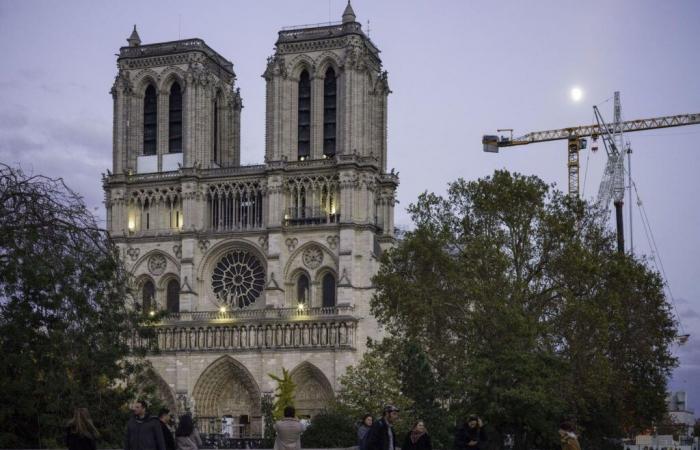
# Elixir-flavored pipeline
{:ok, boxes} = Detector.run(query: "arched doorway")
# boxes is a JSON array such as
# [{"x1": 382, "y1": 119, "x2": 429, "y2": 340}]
[
  {"x1": 137, "y1": 367, "x2": 177, "y2": 414},
  {"x1": 289, "y1": 362, "x2": 334, "y2": 418},
  {"x1": 192, "y1": 356, "x2": 261, "y2": 436}
]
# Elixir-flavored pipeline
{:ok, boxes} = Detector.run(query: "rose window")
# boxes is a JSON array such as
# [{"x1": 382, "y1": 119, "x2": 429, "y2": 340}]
[{"x1": 211, "y1": 250, "x2": 265, "y2": 308}]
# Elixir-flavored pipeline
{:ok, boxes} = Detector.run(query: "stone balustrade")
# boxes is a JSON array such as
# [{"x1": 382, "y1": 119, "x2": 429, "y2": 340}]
[
  {"x1": 162, "y1": 305, "x2": 354, "y2": 323},
  {"x1": 133, "y1": 306, "x2": 357, "y2": 353}
]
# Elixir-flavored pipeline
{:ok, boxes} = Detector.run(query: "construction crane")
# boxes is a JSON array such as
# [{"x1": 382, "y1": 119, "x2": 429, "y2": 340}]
[
  {"x1": 592, "y1": 92, "x2": 628, "y2": 253},
  {"x1": 483, "y1": 96, "x2": 700, "y2": 252}
]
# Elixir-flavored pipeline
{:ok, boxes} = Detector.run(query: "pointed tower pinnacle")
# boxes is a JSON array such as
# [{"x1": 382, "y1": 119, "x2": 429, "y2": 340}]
[
  {"x1": 342, "y1": 1, "x2": 356, "y2": 24},
  {"x1": 127, "y1": 25, "x2": 141, "y2": 47}
]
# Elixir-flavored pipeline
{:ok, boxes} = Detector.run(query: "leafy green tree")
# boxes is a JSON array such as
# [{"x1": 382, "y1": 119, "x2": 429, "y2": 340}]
[
  {"x1": 399, "y1": 340, "x2": 451, "y2": 448},
  {"x1": 269, "y1": 368, "x2": 296, "y2": 420},
  {"x1": 301, "y1": 409, "x2": 357, "y2": 448},
  {"x1": 371, "y1": 171, "x2": 678, "y2": 450},
  {"x1": 0, "y1": 165, "x2": 155, "y2": 448},
  {"x1": 337, "y1": 345, "x2": 412, "y2": 421}
]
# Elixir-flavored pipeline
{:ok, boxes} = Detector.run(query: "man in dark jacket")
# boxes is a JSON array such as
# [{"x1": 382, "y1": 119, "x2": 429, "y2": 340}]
[
  {"x1": 365, "y1": 405, "x2": 400, "y2": 450},
  {"x1": 124, "y1": 399, "x2": 166, "y2": 450},
  {"x1": 157, "y1": 408, "x2": 175, "y2": 450}
]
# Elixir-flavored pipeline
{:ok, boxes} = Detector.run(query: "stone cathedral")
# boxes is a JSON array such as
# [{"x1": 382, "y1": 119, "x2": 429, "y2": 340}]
[{"x1": 104, "y1": 2, "x2": 397, "y2": 435}]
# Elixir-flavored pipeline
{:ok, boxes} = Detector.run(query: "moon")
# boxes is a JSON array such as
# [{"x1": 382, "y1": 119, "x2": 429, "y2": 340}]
[{"x1": 571, "y1": 87, "x2": 583, "y2": 102}]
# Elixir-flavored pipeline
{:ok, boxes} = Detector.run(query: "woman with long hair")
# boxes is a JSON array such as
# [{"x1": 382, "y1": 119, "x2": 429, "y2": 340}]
[
  {"x1": 402, "y1": 420, "x2": 432, "y2": 450},
  {"x1": 454, "y1": 415, "x2": 486, "y2": 450},
  {"x1": 65, "y1": 408, "x2": 99, "y2": 450},
  {"x1": 175, "y1": 414, "x2": 202, "y2": 450},
  {"x1": 357, "y1": 414, "x2": 373, "y2": 450}
]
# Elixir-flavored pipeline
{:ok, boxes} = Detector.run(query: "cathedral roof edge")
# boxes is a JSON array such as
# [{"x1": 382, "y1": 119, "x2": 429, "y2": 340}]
[{"x1": 118, "y1": 38, "x2": 234, "y2": 75}]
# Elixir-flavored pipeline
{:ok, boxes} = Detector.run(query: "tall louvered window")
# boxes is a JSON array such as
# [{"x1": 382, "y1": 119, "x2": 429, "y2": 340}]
[
  {"x1": 143, "y1": 85, "x2": 157, "y2": 155},
  {"x1": 297, "y1": 273, "x2": 310, "y2": 304},
  {"x1": 168, "y1": 83, "x2": 182, "y2": 153},
  {"x1": 322, "y1": 273, "x2": 336, "y2": 307},
  {"x1": 298, "y1": 70, "x2": 311, "y2": 160},
  {"x1": 166, "y1": 279, "x2": 180, "y2": 313},
  {"x1": 323, "y1": 67, "x2": 337, "y2": 157}
]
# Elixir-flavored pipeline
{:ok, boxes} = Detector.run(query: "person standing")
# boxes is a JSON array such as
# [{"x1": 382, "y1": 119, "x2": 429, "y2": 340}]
[
  {"x1": 365, "y1": 405, "x2": 400, "y2": 450},
  {"x1": 558, "y1": 422, "x2": 581, "y2": 450},
  {"x1": 158, "y1": 409, "x2": 176, "y2": 450},
  {"x1": 66, "y1": 407, "x2": 99, "y2": 450},
  {"x1": 273, "y1": 406, "x2": 305, "y2": 450},
  {"x1": 175, "y1": 414, "x2": 202, "y2": 450},
  {"x1": 402, "y1": 420, "x2": 432, "y2": 450},
  {"x1": 125, "y1": 400, "x2": 166, "y2": 450},
  {"x1": 454, "y1": 415, "x2": 486, "y2": 450},
  {"x1": 357, "y1": 414, "x2": 373, "y2": 450}
]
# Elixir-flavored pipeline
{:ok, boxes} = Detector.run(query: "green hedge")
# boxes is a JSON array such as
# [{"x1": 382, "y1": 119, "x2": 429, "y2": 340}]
[{"x1": 301, "y1": 410, "x2": 357, "y2": 448}]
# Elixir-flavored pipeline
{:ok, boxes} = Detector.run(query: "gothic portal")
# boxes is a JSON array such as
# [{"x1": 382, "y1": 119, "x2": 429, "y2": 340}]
[{"x1": 105, "y1": 2, "x2": 397, "y2": 434}]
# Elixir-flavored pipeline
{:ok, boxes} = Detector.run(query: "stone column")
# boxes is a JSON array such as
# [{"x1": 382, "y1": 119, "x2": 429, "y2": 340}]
[
  {"x1": 179, "y1": 237, "x2": 196, "y2": 311},
  {"x1": 281, "y1": 78, "x2": 293, "y2": 161},
  {"x1": 128, "y1": 94, "x2": 143, "y2": 172},
  {"x1": 112, "y1": 86, "x2": 125, "y2": 174},
  {"x1": 231, "y1": 89, "x2": 242, "y2": 166},
  {"x1": 158, "y1": 88, "x2": 169, "y2": 168},
  {"x1": 311, "y1": 74, "x2": 323, "y2": 160},
  {"x1": 339, "y1": 170, "x2": 355, "y2": 224},
  {"x1": 183, "y1": 79, "x2": 195, "y2": 167}
]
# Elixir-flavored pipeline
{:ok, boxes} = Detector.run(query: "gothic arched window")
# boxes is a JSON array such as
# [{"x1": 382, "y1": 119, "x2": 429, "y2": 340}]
[
  {"x1": 142, "y1": 279, "x2": 155, "y2": 312},
  {"x1": 322, "y1": 273, "x2": 336, "y2": 307},
  {"x1": 297, "y1": 273, "x2": 310, "y2": 304},
  {"x1": 143, "y1": 85, "x2": 157, "y2": 155},
  {"x1": 168, "y1": 83, "x2": 182, "y2": 153},
  {"x1": 166, "y1": 279, "x2": 180, "y2": 313},
  {"x1": 298, "y1": 70, "x2": 311, "y2": 160},
  {"x1": 323, "y1": 67, "x2": 337, "y2": 157}
]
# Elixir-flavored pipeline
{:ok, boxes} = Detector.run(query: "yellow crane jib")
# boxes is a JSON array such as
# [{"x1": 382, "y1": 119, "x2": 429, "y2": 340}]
[{"x1": 482, "y1": 112, "x2": 700, "y2": 196}]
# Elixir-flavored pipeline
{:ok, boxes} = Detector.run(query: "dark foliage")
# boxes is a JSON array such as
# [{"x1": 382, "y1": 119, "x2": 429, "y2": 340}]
[
  {"x1": 301, "y1": 410, "x2": 357, "y2": 448},
  {"x1": 0, "y1": 165, "x2": 159, "y2": 448}
]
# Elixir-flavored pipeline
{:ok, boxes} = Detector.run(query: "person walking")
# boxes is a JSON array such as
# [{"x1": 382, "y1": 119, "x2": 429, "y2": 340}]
[
  {"x1": 558, "y1": 422, "x2": 581, "y2": 450},
  {"x1": 365, "y1": 405, "x2": 400, "y2": 450},
  {"x1": 66, "y1": 407, "x2": 99, "y2": 450},
  {"x1": 158, "y1": 409, "x2": 176, "y2": 450},
  {"x1": 402, "y1": 420, "x2": 432, "y2": 450},
  {"x1": 124, "y1": 400, "x2": 166, "y2": 450},
  {"x1": 454, "y1": 415, "x2": 486, "y2": 450},
  {"x1": 175, "y1": 414, "x2": 202, "y2": 450},
  {"x1": 357, "y1": 414, "x2": 373, "y2": 450},
  {"x1": 273, "y1": 406, "x2": 305, "y2": 450}
]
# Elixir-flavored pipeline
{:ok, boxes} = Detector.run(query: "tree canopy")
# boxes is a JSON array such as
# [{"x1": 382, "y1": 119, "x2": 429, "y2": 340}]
[
  {"x1": 369, "y1": 170, "x2": 678, "y2": 449},
  {"x1": 0, "y1": 165, "x2": 156, "y2": 448}
]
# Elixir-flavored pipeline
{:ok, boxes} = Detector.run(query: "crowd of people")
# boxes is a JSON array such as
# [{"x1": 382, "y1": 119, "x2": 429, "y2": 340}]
[
  {"x1": 269, "y1": 403, "x2": 579, "y2": 450},
  {"x1": 356, "y1": 405, "x2": 484, "y2": 450},
  {"x1": 64, "y1": 400, "x2": 580, "y2": 450},
  {"x1": 65, "y1": 400, "x2": 201, "y2": 450}
]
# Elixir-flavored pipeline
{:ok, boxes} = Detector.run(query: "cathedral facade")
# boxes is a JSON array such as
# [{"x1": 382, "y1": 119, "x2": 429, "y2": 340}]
[{"x1": 104, "y1": 3, "x2": 397, "y2": 435}]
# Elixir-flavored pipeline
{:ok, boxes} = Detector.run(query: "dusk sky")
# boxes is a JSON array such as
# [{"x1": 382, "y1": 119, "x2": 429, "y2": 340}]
[{"x1": 1, "y1": 0, "x2": 698, "y2": 410}]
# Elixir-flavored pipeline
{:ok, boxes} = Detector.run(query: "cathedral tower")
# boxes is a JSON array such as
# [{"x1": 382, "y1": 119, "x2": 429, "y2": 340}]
[
  {"x1": 104, "y1": 3, "x2": 398, "y2": 432},
  {"x1": 263, "y1": 1, "x2": 390, "y2": 170},
  {"x1": 111, "y1": 26, "x2": 242, "y2": 176}
]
